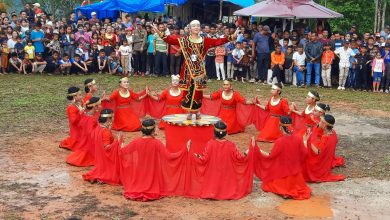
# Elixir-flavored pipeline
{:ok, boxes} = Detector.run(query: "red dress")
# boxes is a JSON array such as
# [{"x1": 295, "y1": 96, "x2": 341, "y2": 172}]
[
  {"x1": 119, "y1": 137, "x2": 188, "y2": 201},
  {"x1": 66, "y1": 112, "x2": 98, "y2": 166},
  {"x1": 158, "y1": 88, "x2": 185, "y2": 129},
  {"x1": 254, "y1": 134, "x2": 311, "y2": 200},
  {"x1": 162, "y1": 35, "x2": 231, "y2": 111},
  {"x1": 210, "y1": 90, "x2": 246, "y2": 134},
  {"x1": 82, "y1": 126, "x2": 122, "y2": 185},
  {"x1": 294, "y1": 106, "x2": 319, "y2": 137},
  {"x1": 257, "y1": 97, "x2": 290, "y2": 142},
  {"x1": 302, "y1": 127, "x2": 346, "y2": 182},
  {"x1": 185, "y1": 139, "x2": 253, "y2": 200},
  {"x1": 110, "y1": 89, "x2": 142, "y2": 132},
  {"x1": 60, "y1": 103, "x2": 82, "y2": 151}
]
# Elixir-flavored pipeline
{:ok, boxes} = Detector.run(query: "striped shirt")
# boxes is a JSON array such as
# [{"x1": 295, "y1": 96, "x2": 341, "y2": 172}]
[{"x1": 154, "y1": 34, "x2": 167, "y2": 52}]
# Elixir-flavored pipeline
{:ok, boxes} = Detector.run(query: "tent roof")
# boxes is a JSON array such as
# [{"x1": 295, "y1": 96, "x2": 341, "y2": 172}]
[
  {"x1": 234, "y1": 0, "x2": 343, "y2": 19},
  {"x1": 75, "y1": 0, "x2": 165, "y2": 13}
]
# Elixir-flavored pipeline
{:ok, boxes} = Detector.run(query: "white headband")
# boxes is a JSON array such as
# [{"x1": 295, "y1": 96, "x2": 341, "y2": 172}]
[
  {"x1": 171, "y1": 74, "x2": 180, "y2": 81},
  {"x1": 190, "y1": 20, "x2": 200, "y2": 26},
  {"x1": 272, "y1": 84, "x2": 282, "y2": 90}
]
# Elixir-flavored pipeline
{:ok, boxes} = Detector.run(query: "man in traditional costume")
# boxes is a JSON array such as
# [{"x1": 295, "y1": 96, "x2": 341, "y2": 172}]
[{"x1": 153, "y1": 20, "x2": 238, "y2": 120}]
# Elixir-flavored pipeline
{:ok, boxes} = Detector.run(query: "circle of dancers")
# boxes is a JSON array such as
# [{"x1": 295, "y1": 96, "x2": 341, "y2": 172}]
[{"x1": 60, "y1": 76, "x2": 345, "y2": 201}]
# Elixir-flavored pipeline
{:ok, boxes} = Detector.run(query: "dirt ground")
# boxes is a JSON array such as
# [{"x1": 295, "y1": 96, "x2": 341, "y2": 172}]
[{"x1": 1, "y1": 110, "x2": 390, "y2": 219}]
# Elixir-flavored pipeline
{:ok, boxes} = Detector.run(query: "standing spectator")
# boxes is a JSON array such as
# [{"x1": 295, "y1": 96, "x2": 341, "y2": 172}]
[
  {"x1": 270, "y1": 44, "x2": 285, "y2": 84},
  {"x1": 102, "y1": 25, "x2": 117, "y2": 56},
  {"x1": 252, "y1": 26, "x2": 272, "y2": 83},
  {"x1": 153, "y1": 23, "x2": 169, "y2": 77},
  {"x1": 205, "y1": 24, "x2": 218, "y2": 79},
  {"x1": 1, "y1": 41, "x2": 9, "y2": 74},
  {"x1": 119, "y1": 40, "x2": 131, "y2": 76},
  {"x1": 284, "y1": 46, "x2": 294, "y2": 85},
  {"x1": 371, "y1": 52, "x2": 385, "y2": 92},
  {"x1": 133, "y1": 21, "x2": 147, "y2": 76},
  {"x1": 122, "y1": 15, "x2": 133, "y2": 29},
  {"x1": 7, "y1": 31, "x2": 18, "y2": 53},
  {"x1": 147, "y1": 28, "x2": 155, "y2": 76},
  {"x1": 75, "y1": 25, "x2": 91, "y2": 50},
  {"x1": 299, "y1": 30, "x2": 310, "y2": 49},
  {"x1": 355, "y1": 45, "x2": 371, "y2": 91},
  {"x1": 60, "y1": 26, "x2": 75, "y2": 58},
  {"x1": 47, "y1": 33, "x2": 61, "y2": 55},
  {"x1": 168, "y1": 26, "x2": 181, "y2": 76},
  {"x1": 31, "y1": 22, "x2": 45, "y2": 55},
  {"x1": 335, "y1": 40, "x2": 353, "y2": 90},
  {"x1": 304, "y1": 33, "x2": 323, "y2": 87},
  {"x1": 14, "y1": 37, "x2": 25, "y2": 59},
  {"x1": 381, "y1": 43, "x2": 390, "y2": 93},
  {"x1": 23, "y1": 3, "x2": 35, "y2": 23},
  {"x1": 215, "y1": 45, "x2": 226, "y2": 80},
  {"x1": 321, "y1": 43, "x2": 335, "y2": 88},
  {"x1": 232, "y1": 41, "x2": 245, "y2": 82},
  {"x1": 32, "y1": 3, "x2": 43, "y2": 17},
  {"x1": 226, "y1": 41, "x2": 235, "y2": 80},
  {"x1": 24, "y1": 40, "x2": 35, "y2": 60},
  {"x1": 293, "y1": 44, "x2": 306, "y2": 87}
]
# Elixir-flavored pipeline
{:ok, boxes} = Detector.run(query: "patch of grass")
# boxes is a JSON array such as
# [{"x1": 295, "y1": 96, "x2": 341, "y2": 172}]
[{"x1": 0, "y1": 74, "x2": 389, "y2": 134}]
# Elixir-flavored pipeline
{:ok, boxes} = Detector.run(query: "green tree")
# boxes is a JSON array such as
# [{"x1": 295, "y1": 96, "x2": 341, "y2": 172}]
[{"x1": 315, "y1": 0, "x2": 375, "y2": 33}]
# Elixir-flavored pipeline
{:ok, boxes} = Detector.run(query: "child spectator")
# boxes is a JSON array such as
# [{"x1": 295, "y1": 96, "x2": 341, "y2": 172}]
[
  {"x1": 70, "y1": 54, "x2": 88, "y2": 75},
  {"x1": 270, "y1": 44, "x2": 285, "y2": 84},
  {"x1": 108, "y1": 51, "x2": 123, "y2": 75},
  {"x1": 59, "y1": 53, "x2": 72, "y2": 75},
  {"x1": 97, "y1": 49, "x2": 107, "y2": 73},
  {"x1": 381, "y1": 43, "x2": 390, "y2": 93},
  {"x1": 30, "y1": 22, "x2": 45, "y2": 55},
  {"x1": 355, "y1": 45, "x2": 371, "y2": 91},
  {"x1": 281, "y1": 38, "x2": 289, "y2": 53},
  {"x1": 22, "y1": 53, "x2": 33, "y2": 75},
  {"x1": 232, "y1": 41, "x2": 245, "y2": 82},
  {"x1": 119, "y1": 40, "x2": 131, "y2": 76},
  {"x1": 45, "y1": 51, "x2": 61, "y2": 75},
  {"x1": 8, "y1": 52, "x2": 22, "y2": 73},
  {"x1": 347, "y1": 42, "x2": 359, "y2": 89},
  {"x1": 24, "y1": 40, "x2": 35, "y2": 60},
  {"x1": 14, "y1": 37, "x2": 25, "y2": 59},
  {"x1": 147, "y1": 29, "x2": 155, "y2": 76},
  {"x1": 215, "y1": 45, "x2": 226, "y2": 80},
  {"x1": 1, "y1": 41, "x2": 9, "y2": 74},
  {"x1": 225, "y1": 41, "x2": 235, "y2": 79},
  {"x1": 293, "y1": 44, "x2": 306, "y2": 87},
  {"x1": 32, "y1": 53, "x2": 47, "y2": 74},
  {"x1": 321, "y1": 43, "x2": 335, "y2": 88},
  {"x1": 241, "y1": 41, "x2": 251, "y2": 82},
  {"x1": 284, "y1": 46, "x2": 294, "y2": 85},
  {"x1": 371, "y1": 52, "x2": 385, "y2": 92}
]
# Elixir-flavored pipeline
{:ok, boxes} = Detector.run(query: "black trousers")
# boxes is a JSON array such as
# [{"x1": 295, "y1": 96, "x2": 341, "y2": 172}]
[
  {"x1": 133, "y1": 50, "x2": 146, "y2": 73},
  {"x1": 257, "y1": 53, "x2": 270, "y2": 81},
  {"x1": 169, "y1": 54, "x2": 182, "y2": 75},
  {"x1": 154, "y1": 51, "x2": 169, "y2": 76},
  {"x1": 205, "y1": 55, "x2": 216, "y2": 79},
  {"x1": 271, "y1": 66, "x2": 284, "y2": 83}
]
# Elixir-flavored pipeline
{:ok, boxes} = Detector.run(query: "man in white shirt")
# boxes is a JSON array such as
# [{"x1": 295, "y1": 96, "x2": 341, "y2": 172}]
[
  {"x1": 292, "y1": 44, "x2": 306, "y2": 86},
  {"x1": 335, "y1": 40, "x2": 353, "y2": 90}
]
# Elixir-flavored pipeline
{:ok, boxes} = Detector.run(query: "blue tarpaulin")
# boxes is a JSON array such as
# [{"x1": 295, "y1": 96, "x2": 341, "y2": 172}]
[
  {"x1": 75, "y1": 0, "x2": 166, "y2": 19},
  {"x1": 205, "y1": 0, "x2": 255, "y2": 8}
]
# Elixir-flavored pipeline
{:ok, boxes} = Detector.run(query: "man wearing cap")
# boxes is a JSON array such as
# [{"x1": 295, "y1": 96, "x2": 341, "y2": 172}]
[
  {"x1": 88, "y1": 12, "x2": 99, "y2": 25},
  {"x1": 32, "y1": 3, "x2": 43, "y2": 17},
  {"x1": 304, "y1": 33, "x2": 323, "y2": 87},
  {"x1": 252, "y1": 25, "x2": 274, "y2": 83},
  {"x1": 335, "y1": 40, "x2": 353, "y2": 90},
  {"x1": 381, "y1": 43, "x2": 390, "y2": 92},
  {"x1": 133, "y1": 21, "x2": 147, "y2": 76}
]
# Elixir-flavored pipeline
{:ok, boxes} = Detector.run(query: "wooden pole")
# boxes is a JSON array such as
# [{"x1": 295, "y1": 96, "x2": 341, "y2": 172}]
[{"x1": 219, "y1": 0, "x2": 223, "y2": 20}]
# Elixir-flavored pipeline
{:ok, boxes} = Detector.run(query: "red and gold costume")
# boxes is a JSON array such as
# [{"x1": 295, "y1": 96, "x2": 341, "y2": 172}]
[
  {"x1": 302, "y1": 127, "x2": 345, "y2": 182},
  {"x1": 109, "y1": 89, "x2": 143, "y2": 132},
  {"x1": 102, "y1": 33, "x2": 117, "y2": 47},
  {"x1": 60, "y1": 102, "x2": 83, "y2": 151},
  {"x1": 210, "y1": 90, "x2": 246, "y2": 134},
  {"x1": 254, "y1": 134, "x2": 311, "y2": 200},
  {"x1": 257, "y1": 98, "x2": 290, "y2": 142},
  {"x1": 82, "y1": 125, "x2": 122, "y2": 185},
  {"x1": 161, "y1": 35, "x2": 233, "y2": 111},
  {"x1": 157, "y1": 88, "x2": 185, "y2": 129}
]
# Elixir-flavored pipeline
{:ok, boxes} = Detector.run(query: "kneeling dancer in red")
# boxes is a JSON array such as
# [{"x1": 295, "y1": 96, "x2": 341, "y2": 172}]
[
  {"x1": 119, "y1": 119, "x2": 188, "y2": 201},
  {"x1": 255, "y1": 116, "x2": 311, "y2": 200},
  {"x1": 66, "y1": 97, "x2": 101, "y2": 166},
  {"x1": 186, "y1": 121, "x2": 254, "y2": 200},
  {"x1": 83, "y1": 109, "x2": 122, "y2": 185},
  {"x1": 60, "y1": 86, "x2": 84, "y2": 151},
  {"x1": 302, "y1": 114, "x2": 345, "y2": 182}
]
